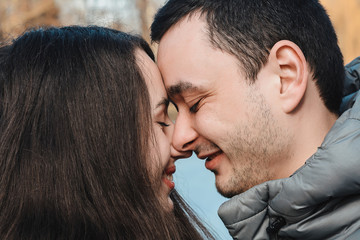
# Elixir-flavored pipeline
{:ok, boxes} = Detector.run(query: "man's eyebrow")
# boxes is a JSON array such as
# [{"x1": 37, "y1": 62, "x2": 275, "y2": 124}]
[
  {"x1": 155, "y1": 97, "x2": 170, "y2": 110},
  {"x1": 167, "y1": 81, "x2": 200, "y2": 96}
]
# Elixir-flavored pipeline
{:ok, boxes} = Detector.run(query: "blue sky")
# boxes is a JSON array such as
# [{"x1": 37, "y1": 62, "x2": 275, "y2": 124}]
[{"x1": 174, "y1": 154, "x2": 232, "y2": 240}]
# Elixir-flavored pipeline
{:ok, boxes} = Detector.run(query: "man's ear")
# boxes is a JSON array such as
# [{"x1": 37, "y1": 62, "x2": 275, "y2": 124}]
[{"x1": 269, "y1": 40, "x2": 309, "y2": 113}]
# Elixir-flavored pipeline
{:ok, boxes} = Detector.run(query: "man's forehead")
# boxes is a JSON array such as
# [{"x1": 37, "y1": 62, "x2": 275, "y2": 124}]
[
  {"x1": 157, "y1": 13, "x2": 208, "y2": 55},
  {"x1": 162, "y1": 12, "x2": 205, "y2": 39}
]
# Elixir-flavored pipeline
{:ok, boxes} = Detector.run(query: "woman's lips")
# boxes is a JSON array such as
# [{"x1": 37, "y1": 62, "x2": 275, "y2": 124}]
[
  {"x1": 162, "y1": 165, "x2": 176, "y2": 190},
  {"x1": 162, "y1": 177, "x2": 175, "y2": 190},
  {"x1": 165, "y1": 165, "x2": 176, "y2": 175}
]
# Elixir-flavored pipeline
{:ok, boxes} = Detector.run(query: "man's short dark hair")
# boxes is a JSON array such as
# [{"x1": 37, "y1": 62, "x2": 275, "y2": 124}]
[{"x1": 151, "y1": 0, "x2": 344, "y2": 114}]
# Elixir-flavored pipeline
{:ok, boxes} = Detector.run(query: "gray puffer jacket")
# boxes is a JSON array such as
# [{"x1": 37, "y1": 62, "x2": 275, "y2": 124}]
[{"x1": 218, "y1": 57, "x2": 360, "y2": 240}]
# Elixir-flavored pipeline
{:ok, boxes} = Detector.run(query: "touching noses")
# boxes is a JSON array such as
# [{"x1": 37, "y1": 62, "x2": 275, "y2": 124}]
[{"x1": 170, "y1": 112, "x2": 199, "y2": 159}]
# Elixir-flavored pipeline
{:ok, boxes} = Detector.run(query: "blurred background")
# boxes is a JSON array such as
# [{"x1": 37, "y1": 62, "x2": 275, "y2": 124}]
[
  {"x1": 1, "y1": 0, "x2": 359, "y2": 239},
  {"x1": 1, "y1": 0, "x2": 359, "y2": 63}
]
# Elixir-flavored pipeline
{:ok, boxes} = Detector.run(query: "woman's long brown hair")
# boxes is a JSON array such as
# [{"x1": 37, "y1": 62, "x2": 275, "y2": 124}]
[{"x1": 0, "y1": 26, "x2": 214, "y2": 239}]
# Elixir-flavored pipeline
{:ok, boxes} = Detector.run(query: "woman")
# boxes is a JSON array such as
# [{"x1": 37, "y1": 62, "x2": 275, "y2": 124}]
[{"x1": 0, "y1": 26, "x2": 213, "y2": 239}]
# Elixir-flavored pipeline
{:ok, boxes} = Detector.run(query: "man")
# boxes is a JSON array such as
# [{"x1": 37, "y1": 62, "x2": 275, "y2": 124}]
[{"x1": 151, "y1": 0, "x2": 360, "y2": 239}]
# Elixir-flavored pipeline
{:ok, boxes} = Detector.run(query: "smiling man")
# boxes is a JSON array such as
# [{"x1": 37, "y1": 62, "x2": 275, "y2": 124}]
[
  {"x1": 155, "y1": 13, "x2": 301, "y2": 198},
  {"x1": 151, "y1": 0, "x2": 360, "y2": 239}
]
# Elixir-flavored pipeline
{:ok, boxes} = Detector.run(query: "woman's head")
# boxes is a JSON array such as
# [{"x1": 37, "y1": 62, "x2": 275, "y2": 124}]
[
  {"x1": 0, "y1": 26, "x2": 205, "y2": 239},
  {"x1": 136, "y1": 49, "x2": 177, "y2": 210}
]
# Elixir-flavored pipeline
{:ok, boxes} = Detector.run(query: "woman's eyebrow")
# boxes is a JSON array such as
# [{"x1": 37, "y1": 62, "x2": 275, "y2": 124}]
[{"x1": 155, "y1": 97, "x2": 169, "y2": 110}]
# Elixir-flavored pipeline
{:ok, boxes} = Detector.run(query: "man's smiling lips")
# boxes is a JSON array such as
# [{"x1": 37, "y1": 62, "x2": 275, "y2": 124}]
[{"x1": 197, "y1": 150, "x2": 224, "y2": 171}]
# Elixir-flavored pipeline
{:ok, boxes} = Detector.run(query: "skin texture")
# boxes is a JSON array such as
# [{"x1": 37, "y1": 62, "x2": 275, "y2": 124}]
[{"x1": 157, "y1": 14, "x2": 337, "y2": 197}]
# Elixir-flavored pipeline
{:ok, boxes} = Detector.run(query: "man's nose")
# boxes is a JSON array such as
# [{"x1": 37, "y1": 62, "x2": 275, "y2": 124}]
[
  {"x1": 164, "y1": 116, "x2": 192, "y2": 159},
  {"x1": 171, "y1": 112, "x2": 199, "y2": 156}
]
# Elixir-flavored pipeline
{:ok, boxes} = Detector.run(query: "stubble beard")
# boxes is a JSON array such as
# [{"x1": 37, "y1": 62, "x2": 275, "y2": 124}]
[{"x1": 216, "y1": 88, "x2": 292, "y2": 198}]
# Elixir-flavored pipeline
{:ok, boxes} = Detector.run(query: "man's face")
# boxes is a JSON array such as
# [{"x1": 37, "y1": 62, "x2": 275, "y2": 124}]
[{"x1": 157, "y1": 15, "x2": 293, "y2": 197}]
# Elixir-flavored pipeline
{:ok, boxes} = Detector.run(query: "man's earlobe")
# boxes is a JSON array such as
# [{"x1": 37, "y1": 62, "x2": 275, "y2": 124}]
[{"x1": 270, "y1": 40, "x2": 308, "y2": 113}]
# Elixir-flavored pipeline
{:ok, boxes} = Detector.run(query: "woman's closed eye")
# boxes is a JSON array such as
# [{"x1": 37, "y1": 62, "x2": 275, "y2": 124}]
[
  {"x1": 157, "y1": 121, "x2": 170, "y2": 132},
  {"x1": 157, "y1": 121, "x2": 170, "y2": 127}
]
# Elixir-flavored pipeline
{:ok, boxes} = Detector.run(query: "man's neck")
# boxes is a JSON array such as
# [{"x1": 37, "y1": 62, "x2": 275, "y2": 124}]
[{"x1": 275, "y1": 81, "x2": 339, "y2": 179}]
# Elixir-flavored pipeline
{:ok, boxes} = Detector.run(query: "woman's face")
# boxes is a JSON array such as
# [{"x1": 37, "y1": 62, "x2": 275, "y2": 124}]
[{"x1": 136, "y1": 49, "x2": 176, "y2": 210}]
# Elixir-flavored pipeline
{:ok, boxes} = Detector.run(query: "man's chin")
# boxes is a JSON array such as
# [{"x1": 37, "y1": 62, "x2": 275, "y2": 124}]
[
  {"x1": 215, "y1": 178, "x2": 245, "y2": 198},
  {"x1": 215, "y1": 176, "x2": 250, "y2": 198},
  {"x1": 217, "y1": 188, "x2": 243, "y2": 198}
]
